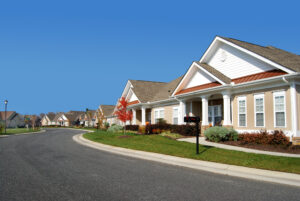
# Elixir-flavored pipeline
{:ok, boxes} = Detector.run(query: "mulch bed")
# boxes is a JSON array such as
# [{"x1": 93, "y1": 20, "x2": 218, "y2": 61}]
[{"x1": 218, "y1": 141, "x2": 300, "y2": 154}]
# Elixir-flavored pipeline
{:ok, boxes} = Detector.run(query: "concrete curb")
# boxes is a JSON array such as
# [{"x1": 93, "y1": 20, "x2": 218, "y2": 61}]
[
  {"x1": 0, "y1": 129, "x2": 46, "y2": 137},
  {"x1": 178, "y1": 137, "x2": 300, "y2": 158},
  {"x1": 73, "y1": 133, "x2": 300, "y2": 188}
]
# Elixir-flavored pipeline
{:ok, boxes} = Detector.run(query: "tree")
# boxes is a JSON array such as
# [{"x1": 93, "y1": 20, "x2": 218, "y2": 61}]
[
  {"x1": 114, "y1": 97, "x2": 132, "y2": 134},
  {"x1": 96, "y1": 108, "x2": 105, "y2": 129},
  {"x1": 31, "y1": 115, "x2": 37, "y2": 130}
]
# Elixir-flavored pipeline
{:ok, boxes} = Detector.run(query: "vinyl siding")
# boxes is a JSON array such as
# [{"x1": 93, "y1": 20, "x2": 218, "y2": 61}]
[
  {"x1": 297, "y1": 85, "x2": 300, "y2": 130},
  {"x1": 232, "y1": 86, "x2": 291, "y2": 131}
]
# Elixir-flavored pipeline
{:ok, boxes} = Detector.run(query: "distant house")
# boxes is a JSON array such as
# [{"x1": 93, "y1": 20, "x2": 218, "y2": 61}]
[
  {"x1": 98, "y1": 105, "x2": 117, "y2": 126},
  {"x1": 41, "y1": 113, "x2": 56, "y2": 126},
  {"x1": 54, "y1": 111, "x2": 84, "y2": 127},
  {"x1": 0, "y1": 111, "x2": 25, "y2": 128}
]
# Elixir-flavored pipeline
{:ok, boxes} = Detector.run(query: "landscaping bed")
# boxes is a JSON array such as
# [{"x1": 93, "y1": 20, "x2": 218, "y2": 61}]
[
  {"x1": 204, "y1": 127, "x2": 300, "y2": 154},
  {"x1": 219, "y1": 141, "x2": 300, "y2": 154},
  {"x1": 83, "y1": 130, "x2": 300, "y2": 174}
]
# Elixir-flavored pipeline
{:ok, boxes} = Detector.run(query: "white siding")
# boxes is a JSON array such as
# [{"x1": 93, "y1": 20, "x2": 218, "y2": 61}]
[
  {"x1": 207, "y1": 43, "x2": 275, "y2": 79},
  {"x1": 185, "y1": 68, "x2": 216, "y2": 89},
  {"x1": 128, "y1": 89, "x2": 138, "y2": 102}
]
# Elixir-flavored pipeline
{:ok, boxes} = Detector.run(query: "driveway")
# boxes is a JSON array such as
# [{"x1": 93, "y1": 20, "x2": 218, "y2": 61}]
[{"x1": 0, "y1": 128, "x2": 299, "y2": 201}]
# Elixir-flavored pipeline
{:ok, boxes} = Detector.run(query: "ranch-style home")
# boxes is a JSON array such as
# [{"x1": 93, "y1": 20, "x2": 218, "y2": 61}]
[
  {"x1": 98, "y1": 105, "x2": 118, "y2": 126},
  {"x1": 120, "y1": 36, "x2": 300, "y2": 140},
  {"x1": 41, "y1": 113, "x2": 56, "y2": 126},
  {"x1": 54, "y1": 111, "x2": 84, "y2": 127}
]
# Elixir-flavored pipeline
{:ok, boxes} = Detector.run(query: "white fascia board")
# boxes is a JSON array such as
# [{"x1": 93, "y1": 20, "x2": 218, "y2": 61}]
[
  {"x1": 174, "y1": 85, "x2": 230, "y2": 98},
  {"x1": 121, "y1": 80, "x2": 132, "y2": 98},
  {"x1": 201, "y1": 36, "x2": 295, "y2": 74},
  {"x1": 171, "y1": 62, "x2": 203, "y2": 96},
  {"x1": 194, "y1": 62, "x2": 226, "y2": 85}
]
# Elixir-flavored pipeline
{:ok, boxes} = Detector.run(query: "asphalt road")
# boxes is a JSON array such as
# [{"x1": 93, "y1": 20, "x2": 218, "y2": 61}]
[{"x1": 0, "y1": 128, "x2": 299, "y2": 201}]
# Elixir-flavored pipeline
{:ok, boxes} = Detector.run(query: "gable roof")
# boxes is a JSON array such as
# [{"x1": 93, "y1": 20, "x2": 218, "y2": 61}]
[
  {"x1": 0, "y1": 111, "x2": 16, "y2": 121},
  {"x1": 220, "y1": 36, "x2": 300, "y2": 72},
  {"x1": 53, "y1": 112, "x2": 64, "y2": 122},
  {"x1": 127, "y1": 76, "x2": 183, "y2": 103},
  {"x1": 195, "y1": 62, "x2": 231, "y2": 84},
  {"x1": 46, "y1": 113, "x2": 56, "y2": 121},
  {"x1": 100, "y1": 105, "x2": 115, "y2": 116},
  {"x1": 65, "y1": 111, "x2": 85, "y2": 122}
]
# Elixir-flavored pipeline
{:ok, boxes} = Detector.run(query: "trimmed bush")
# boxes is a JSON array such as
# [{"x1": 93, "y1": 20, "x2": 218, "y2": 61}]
[
  {"x1": 125, "y1": 125, "x2": 139, "y2": 131},
  {"x1": 107, "y1": 125, "x2": 123, "y2": 133},
  {"x1": 204, "y1": 126, "x2": 238, "y2": 142},
  {"x1": 145, "y1": 124, "x2": 198, "y2": 136},
  {"x1": 238, "y1": 130, "x2": 289, "y2": 146}
]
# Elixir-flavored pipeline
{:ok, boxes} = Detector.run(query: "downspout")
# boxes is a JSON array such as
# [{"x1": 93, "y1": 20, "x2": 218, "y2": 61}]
[{"x1": 282, "y1": 76, "x2": 298, "y2": 140}]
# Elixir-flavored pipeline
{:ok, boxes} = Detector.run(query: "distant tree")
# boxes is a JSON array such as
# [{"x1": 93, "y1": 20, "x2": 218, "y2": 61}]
[
  {"x1": 114, "y1": 97, "x2": 132, "y2": 134},
  {"x1": 96, "y1": 108, "x2": 105, "y2": 129},
  {"x1": 31, "y1": 115, "x2": 37, "y2": 130}
]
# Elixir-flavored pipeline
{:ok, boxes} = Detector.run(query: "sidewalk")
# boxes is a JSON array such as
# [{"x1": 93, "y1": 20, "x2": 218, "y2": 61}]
[
  {"x1": 177, "y1": 137, "x2": 300, "y2": 158},
  {"x1": 73, "y1": 133, "x2": 300, "y2": 187}
]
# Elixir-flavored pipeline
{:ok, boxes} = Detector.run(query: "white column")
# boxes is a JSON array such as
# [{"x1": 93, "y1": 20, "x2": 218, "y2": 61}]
[
  {"x1": 179, "y1": 100, "x2": 186, "y2": 125},
  {"x1": 222, "y1": 92, "x2": 232, "y2": 126},
  {"x1": 290, "y1": 82, "x2": 299, "y2": 136},
  {"x1": 132, "y1": 109, "x2": 136, "y2": 125},
  {"x1": 201, "y1": 96, "x2": 209, "y2": 126},
  {"x1": 141, "y1": 107, "x2": 146, "y2": 126},
  {"x1": 189, "y1": 101, "x2": 193, "y2": 116}
]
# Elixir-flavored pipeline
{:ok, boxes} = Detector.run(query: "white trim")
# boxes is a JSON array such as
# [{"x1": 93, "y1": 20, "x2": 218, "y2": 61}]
[
  {"x1": 154, "y1": 108, "x2": 165, "y2": 123},
  {"x1": 200, "y1": 36, "x2": 295, "y2": 74},
  {"x1": 237, "y1": 96, "x2": 247, "y2": 127},
  {"x1": 171, "y1": 62, "x2": 226, "y2": 96},
  {"x1": 254, "y1": 93, "x2": 265, "y2": 128},
  {"x1": 290, "y1": 82, "x2": 299, "y2": 137},
  {"x1": 273, "y1": 91, "x2": 287, "y2": 128},
  {"x1": 172, "y1": 107, "x2": 179, "y2": 125}
]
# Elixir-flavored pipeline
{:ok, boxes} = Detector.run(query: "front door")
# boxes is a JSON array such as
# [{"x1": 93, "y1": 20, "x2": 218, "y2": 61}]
[{"x1": 208, "y1": 105, "x2": 222, "y2": 126}]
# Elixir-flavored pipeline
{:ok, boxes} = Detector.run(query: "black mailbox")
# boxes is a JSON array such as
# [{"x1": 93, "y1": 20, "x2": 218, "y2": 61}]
[{"x1": 184, "y1": 116, "x2": 200, "y2": 123}]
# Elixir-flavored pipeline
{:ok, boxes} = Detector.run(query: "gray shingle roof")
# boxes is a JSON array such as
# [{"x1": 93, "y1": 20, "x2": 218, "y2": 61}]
[
  {"x1": 129, "y1": 76, "x2": 183, "y2": 103},
  {"x1": 195, "y1": 62, "x2": 231, "y2": 84},
  {"x1": 220, "y1": 36, "x2": 300, "y2": 72},
  {"x1": 100, "y1": 105, "x2": 115, "y2": 116}
]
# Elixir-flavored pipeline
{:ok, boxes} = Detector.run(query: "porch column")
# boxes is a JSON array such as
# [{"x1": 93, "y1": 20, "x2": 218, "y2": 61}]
[
  {"x1": 179, "y1": 100, "x2": 186, "y2": 125},
  {"x1": 222, "y1": 91, "x2": 232, "y2": 126},
  {"x1": 290, "y1": 82, "x2": 299, "y2": 136},
  {"x1": 201, "y1": 96, "x2": 209, "y2": 126},
  {"x1": 132, "y1": 109, "x2": 136, "y2": 125},
  {"x1": 141, "y1": 107, "x2": 146, "y2": 126}
]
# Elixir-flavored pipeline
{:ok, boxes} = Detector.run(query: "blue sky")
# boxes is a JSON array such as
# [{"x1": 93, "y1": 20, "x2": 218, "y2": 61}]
[{"x1": 1, "y1": 0, "x2": 299, "y2": 115}]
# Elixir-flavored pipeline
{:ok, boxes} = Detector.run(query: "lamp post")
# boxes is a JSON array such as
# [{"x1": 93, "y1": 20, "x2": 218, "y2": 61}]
[{"x1": 4, "y1": 100, "x2": 8, "y2": 134}]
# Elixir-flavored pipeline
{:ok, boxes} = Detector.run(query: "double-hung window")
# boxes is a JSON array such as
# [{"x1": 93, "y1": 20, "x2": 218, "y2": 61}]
[
  {"x1": 254, "y1": 94, "x2": 264, "y2": 127},
  {"x1": 238, "y1": 96, "x2": 246, "y2": 127},
  {"x1": 172, "y1": 107, "x2": 179, "y2": 125},
  {"x1": 273, "y1": 91, "x2": 286, "y2": 127},
  {"x1": 154, "y1": 108, "x2": 165, "y2": 123}
]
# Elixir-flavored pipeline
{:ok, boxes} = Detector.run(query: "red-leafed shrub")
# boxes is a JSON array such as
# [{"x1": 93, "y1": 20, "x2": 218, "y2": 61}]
[{"x1": 238, "y1": 130, "x2": 289, "y2": 146}]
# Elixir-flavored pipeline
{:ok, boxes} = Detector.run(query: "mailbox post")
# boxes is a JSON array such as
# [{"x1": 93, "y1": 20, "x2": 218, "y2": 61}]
[{"x1": 184, "y1": 116, "x2": 200, "y2": 154}]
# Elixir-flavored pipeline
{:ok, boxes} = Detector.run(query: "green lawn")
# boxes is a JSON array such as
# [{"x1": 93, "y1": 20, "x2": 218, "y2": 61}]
[
  {"x1": 1, "y1": 128, "x2": 41, "y2": 135},
  {"x1": 84, "y1": 130, "x2": 300, "y2": 174}
]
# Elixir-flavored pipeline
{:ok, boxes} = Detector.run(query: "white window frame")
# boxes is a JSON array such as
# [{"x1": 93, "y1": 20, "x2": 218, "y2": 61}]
[
  {"x1": 154, "y1": 108, "x2": 165, "y2": 123},
  {"x1": 238, "y1": 96, "x2": 247, "y2": 127},
  {"x1": 273, "y1": 91, "x2": 286, "y2": 128},
  {"x1": 172, "y1": 107, "x2": 179, "y2": 125},
  {"x1": 254, "y1": 94, "x2": 265, "y2": 127}
]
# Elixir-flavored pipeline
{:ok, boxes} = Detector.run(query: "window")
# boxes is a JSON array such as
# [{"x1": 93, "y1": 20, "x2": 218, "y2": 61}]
[
  {"x1": 173, "y1": 107, "x2": 179, "y2": 125},
  {"x1": 254, "y1": 94, "x2": 264, "y2": 127},
  {"x1": 154, "y1": 108, "x2": 165, "y2": 123},
  {"x1": 274, "y1": 91, "x2": 286, "y2": 127},
  {"x1": 208, "y1": 105, "x2": 222, "y2": 126},
  {"x1": 238, "y1": 96, "x2": 246, "y2": 127}
]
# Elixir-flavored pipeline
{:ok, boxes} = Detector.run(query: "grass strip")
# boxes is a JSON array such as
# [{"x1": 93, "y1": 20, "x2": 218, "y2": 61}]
[{"x1": 84, "y1": 130, "x2": 300, "y2": 174}]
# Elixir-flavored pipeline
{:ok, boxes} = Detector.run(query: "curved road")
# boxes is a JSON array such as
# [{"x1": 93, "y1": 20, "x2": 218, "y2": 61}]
[{"x1": 0, "y1": 128, "x2": 299, "y2": 201}]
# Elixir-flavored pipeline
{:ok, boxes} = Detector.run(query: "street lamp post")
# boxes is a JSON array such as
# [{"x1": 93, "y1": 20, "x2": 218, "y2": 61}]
[{"x1": 4, "y1": 100, "x2": 8, "y2": 134}]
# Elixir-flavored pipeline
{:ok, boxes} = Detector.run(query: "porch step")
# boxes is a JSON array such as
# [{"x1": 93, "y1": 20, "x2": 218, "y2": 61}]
[{"x1": 292, "y1": 137, "x2": 300, "y2": 145}]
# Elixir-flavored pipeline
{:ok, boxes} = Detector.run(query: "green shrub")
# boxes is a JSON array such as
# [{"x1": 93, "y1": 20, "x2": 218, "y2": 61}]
[
  {"x1": 204, "y1": 126, "x2": 238, "y2": 142},
  {"x1": 107, "y1": 124, "x2": 123, "y2": 133}
]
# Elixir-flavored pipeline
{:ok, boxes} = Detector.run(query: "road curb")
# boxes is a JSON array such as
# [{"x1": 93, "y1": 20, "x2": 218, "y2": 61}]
[
  {"x1": 73, "y1": 133, "x2": 300, "y2": 188},
  {"x1": 0, "y1": 129, "x2": 46, "y2": 137}
]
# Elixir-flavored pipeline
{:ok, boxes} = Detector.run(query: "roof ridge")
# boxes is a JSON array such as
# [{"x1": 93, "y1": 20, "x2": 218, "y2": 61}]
[
  {"x1": 219, "y1": 36, "x2": 267, "y2": 49},
  {"x1": 129, "y1": 79, "x2": 167, "y2": 84}
]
